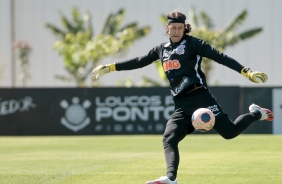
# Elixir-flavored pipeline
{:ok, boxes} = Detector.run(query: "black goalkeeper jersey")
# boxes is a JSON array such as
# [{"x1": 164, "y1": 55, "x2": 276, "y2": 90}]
[{"x1": 116, "y1": 35, "x2": 244, "y2": 96}]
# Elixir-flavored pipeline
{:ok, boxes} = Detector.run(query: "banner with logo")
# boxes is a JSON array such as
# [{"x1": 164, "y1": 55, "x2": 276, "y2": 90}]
[
  {"x1": 0, "y1": 88, "x2": 173, "y2": 135},
  {"x1": 0, "y1": 87, "x2": 270, "y2": 135}
]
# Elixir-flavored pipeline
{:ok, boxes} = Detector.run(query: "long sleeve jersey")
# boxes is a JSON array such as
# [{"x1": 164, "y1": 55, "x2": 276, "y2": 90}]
[{"x1": 116, "y1": 35, "x2": 244, "y2": 96}]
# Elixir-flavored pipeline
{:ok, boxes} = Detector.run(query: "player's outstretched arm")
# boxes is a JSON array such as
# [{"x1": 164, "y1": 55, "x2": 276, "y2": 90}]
[
  {"x1": 92, "y1": 63, "x2": 116, "y2": 81},
  {"x1": 241, "y1": 67, "x2": 268, "y2": 83}
]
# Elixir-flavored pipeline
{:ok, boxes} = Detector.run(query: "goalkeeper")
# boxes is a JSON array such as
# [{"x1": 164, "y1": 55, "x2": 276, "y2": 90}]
[{"x1": 92, "y1": 10, "x2": 274, "y2": 184}]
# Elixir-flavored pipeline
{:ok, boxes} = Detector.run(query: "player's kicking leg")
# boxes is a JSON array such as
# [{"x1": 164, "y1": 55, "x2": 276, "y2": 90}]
[
  {"x1": 249, "y1": 103, "x2": 274, "y2": 121},
  {"x1": 146, "y1": 176, "x2": 178, "y2": 184}
]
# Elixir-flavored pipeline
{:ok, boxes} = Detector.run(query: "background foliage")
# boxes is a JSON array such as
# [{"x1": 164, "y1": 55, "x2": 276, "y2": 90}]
[{"x1": 46, "y1": 7, "x2": 150, "y2": 87}]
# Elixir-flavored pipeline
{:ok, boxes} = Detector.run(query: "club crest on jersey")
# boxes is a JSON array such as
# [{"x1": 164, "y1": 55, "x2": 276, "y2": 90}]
[{"x1": 173, "y1": 45, "x2": 185, "y2": 55}]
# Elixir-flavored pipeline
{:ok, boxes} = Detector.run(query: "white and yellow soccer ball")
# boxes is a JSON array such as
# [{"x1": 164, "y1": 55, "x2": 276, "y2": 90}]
[{"x1": 192, "y1": 108, "x2": 215, "y2": 132}]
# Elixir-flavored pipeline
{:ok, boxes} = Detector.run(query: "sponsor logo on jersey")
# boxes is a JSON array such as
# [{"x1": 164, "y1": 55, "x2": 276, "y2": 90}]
[
  {"x1": 175, "y1": 77, "x2": 189, "y2": 93},
  {"x1": 163, "y1": 59, "x2": 181, "y2": 72},
  {"x1": 163, "y1": 50, "x2": 170, "y2": 58}
]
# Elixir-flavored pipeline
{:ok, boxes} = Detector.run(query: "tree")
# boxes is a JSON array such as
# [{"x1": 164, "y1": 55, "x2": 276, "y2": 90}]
[
  {"x1": 12, "y1": 40, "x2": 32, "y2": 87},
  {"x1": 46, "y1": 7, "x2": 150, "y2": 87},
  {"x1": 144, "y1": 8, "x2": 263, "y2": 86}
]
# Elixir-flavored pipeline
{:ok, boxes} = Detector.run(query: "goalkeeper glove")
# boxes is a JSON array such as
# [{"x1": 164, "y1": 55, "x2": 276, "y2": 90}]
[
  {"x1": 92, "y1": 63, "x2": 116, "y2": 81},
  {"x1": 241, "y1": 67, "x2": 268, "y2": 83}
]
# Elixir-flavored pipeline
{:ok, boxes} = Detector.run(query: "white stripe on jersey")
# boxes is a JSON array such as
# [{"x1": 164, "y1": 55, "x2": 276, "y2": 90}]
[{"x1": 195, "y1": 55, "x2": 203, "y2": 85}]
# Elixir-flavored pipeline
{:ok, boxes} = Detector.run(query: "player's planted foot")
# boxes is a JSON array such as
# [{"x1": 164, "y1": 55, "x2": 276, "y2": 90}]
[
  {"x1": 146, "y1": 176, "x2": 178, "y2": 184},
  {"x1": 249, "y1": 104, "x2": 274, "y2": 121}
]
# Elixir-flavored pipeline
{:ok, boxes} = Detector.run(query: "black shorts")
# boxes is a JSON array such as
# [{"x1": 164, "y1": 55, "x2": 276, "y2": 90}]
[
  {"x1": 174, "y1": 88, "x2": 226, "y2": 120},
  {"x1": 167, "y1": 88, "x2": 228, "y2": 136}
]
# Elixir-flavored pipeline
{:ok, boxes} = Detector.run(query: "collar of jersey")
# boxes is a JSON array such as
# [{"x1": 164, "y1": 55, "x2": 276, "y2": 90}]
[{"x1": 165, "y1": 36, "x2": 186, "y2": 47}]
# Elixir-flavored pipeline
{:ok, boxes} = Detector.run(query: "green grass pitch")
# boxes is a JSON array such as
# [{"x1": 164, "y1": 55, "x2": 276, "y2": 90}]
[{"x1": 0, "y1": 135, "x2": 282, "y2": 184}]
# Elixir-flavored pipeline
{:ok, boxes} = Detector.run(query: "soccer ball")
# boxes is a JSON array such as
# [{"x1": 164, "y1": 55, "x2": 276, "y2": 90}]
[{"x1": 192, "y1": 108, "x2": 215, "y2": 132}]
